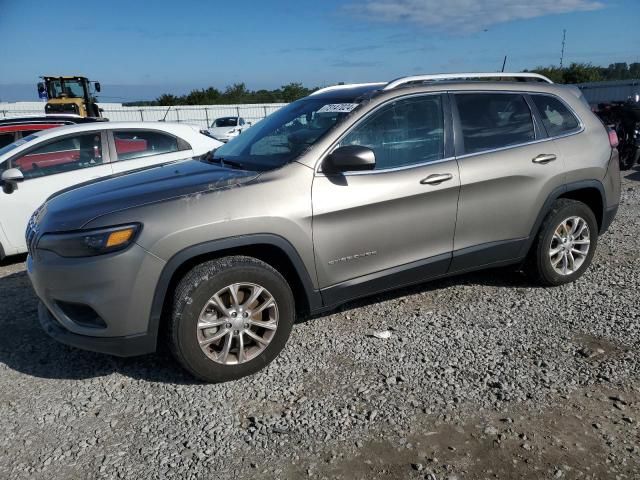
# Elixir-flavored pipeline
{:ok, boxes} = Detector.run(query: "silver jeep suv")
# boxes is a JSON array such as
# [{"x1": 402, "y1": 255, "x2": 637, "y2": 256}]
[{"x1": 25, "y1": 73, "x2": 621, "y2": 382}]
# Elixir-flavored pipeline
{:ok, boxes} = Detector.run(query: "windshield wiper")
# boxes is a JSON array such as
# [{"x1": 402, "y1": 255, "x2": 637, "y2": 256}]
[{"x1": 201, "y1": 151, "x2": 245, "y2": 170}]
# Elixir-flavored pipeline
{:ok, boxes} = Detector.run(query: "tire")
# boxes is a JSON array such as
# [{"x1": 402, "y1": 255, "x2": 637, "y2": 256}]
[
  {"x1": 525, "y1": 199, "x2": 598, "y2": 286},
  {"x1": 168, "y1": 256, "x2": 295, "y2": 383}
]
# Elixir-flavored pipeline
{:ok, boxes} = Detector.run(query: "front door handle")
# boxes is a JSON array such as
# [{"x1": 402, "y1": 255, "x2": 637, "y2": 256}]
[
  {"x1": 532, "y1": 154, "x2": 557, "y2": 164},
  {"x1": 420, "y1": 173, "x2": 453, "y2": 185}
]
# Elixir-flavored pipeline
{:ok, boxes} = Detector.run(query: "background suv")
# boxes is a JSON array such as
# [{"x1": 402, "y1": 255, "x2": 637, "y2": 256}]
[{"x1": 24, "y1": 73, "x2": 620, "y2": 382}]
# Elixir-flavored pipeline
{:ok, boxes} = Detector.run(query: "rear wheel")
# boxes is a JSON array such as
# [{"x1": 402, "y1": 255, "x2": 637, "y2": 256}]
[
  {"x1": 168, "y1": 256, "x2": 295, "y2": 382},
  {"x1": 525, "y1": 199, "x2": 598, "y2": 286}
]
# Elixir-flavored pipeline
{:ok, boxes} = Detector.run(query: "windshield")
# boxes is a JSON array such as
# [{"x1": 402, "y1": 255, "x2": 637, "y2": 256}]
[
  {"x1": 48, "y1": 79, "x2": 85, "y2": 99},
  {"x1": 213, "y1": 117, "x2": 238, "y2": 128},
  {"x1": 211, "y1": 98, "x2": 361, "y2": 171}
]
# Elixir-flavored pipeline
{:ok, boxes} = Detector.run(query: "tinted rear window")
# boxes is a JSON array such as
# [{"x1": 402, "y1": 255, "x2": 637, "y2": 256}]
[
  {"x1": 532, "y1": 94, "x2": 580, "y2": 137},
  {"x1": 0, "y1": 133, "x2": 14, "y2": 149},
  {"x1": 455, "y1": 93, "x2": 535, "y2": 154}
]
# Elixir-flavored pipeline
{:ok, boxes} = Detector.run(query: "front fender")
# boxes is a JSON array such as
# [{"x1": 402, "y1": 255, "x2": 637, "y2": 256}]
[{"x1": 146, "y1": 233, "x2": 323, "y2": 347}]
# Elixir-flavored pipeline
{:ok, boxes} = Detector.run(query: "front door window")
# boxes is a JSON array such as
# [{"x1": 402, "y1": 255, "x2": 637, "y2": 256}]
[{"x1": 12, "y1": 133, "x2": 103, "y2": 179}]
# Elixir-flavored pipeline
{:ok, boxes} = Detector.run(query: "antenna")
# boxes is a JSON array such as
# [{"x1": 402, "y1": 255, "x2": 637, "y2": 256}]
[
  {"x1": 560, "y1": 29, "x2": 566, "y2": 69},
  {"x1": 501, "y1": 55, "x2": 507, "y2": 73}
]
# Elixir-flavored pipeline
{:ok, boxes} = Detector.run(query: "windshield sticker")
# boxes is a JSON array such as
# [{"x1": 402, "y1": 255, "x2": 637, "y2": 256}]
[{"x1": 317, "y1": 103, "x2": 359, "y2": 114}]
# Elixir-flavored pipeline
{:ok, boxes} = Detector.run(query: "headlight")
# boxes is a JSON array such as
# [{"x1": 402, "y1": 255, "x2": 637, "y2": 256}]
[{"x1": 38, "y1": 224, "x2": 141, "y2": 257}]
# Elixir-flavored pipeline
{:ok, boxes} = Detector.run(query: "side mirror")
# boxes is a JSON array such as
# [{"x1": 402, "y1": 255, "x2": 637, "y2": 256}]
[
  {"x1": 37, "y1": 82, "x2": 45, "y2": 94},
  {"x1": 1, "y1": 168, "x2": 24, "y2": 194},
  {"x1": 324, "y1": 145, "x2": 375, "y2": 173},
  {"x1": 94, "y1": 82, "x2": 101, "y2": 93}
]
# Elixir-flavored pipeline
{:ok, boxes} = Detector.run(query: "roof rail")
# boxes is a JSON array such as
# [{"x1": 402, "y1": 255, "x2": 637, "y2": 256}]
[
  {"x1": 310, "y1": 82, "x2": 386, "y2": 96},
  {"x1": 383, "y1": 72, "x2": 553, "y2": 90}
]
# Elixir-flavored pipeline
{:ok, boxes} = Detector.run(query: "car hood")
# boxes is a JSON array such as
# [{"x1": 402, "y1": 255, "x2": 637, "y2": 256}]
[
  {"x1": 208, "y1": 127, "x2": 237, "y2": 136},
  {"x1": 39, "y1": 159, "x2": 259, "y2": 232}
]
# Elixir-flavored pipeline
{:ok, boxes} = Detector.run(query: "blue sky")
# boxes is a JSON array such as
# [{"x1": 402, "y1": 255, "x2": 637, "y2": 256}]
[{"x1": 0, "y1": 0, "x2": 638, "y2": 101}]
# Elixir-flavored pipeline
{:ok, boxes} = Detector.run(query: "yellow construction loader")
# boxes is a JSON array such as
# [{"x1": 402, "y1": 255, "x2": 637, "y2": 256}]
[{"x1": 37, "y1": 76, "x2": 102, "y2": 118}]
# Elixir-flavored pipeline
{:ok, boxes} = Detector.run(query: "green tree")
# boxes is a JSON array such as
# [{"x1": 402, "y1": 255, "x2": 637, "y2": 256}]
[
  {"x1": 561, "y1": 63, "x2": 603, "y2": 83},
  {"x1": 222, "y1": 83, "x2": 250, "y2": 104},
  {"x1": 156, "y1": 93, "x2": 179, "y2": 106},
  {"x1": 130, "y1": 61, "x2": 638, "y2": 106},
  {"x1": 279, "y1": 83, "x2": 312, "y2": 102},
  {"x1": 530, "y1": 62, "x2": 639, "y2": 84},
  {"x1": 528, "y1": 66, "x2": 565, "y2": 83}
]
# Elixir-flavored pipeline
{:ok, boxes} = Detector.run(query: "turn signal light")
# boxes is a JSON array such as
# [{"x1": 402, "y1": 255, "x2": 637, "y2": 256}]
[{"x1": 106, "y1": 228, "x2": 135, "y2": 248}]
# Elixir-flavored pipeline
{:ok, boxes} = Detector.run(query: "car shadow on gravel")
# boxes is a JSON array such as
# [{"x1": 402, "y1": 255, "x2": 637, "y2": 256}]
[
  {"x1": 0, "y1": 270, "x2": 201, "y2": 384},
  {"x1": 624, "y1": 166, "x2": 640, "y2": 181},
  {"x1": 1, "y1": 264, "x2": 529, "y2": 383},
  {"x1": 0, "y1": 253, "x2": 27, "y2": 267},
  {"x1": 301, "y1": 266, "x2": 532, "y2": 323}
]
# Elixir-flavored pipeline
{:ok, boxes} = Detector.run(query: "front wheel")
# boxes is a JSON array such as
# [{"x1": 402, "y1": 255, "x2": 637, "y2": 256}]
[
  {"x1": 168, "y1": 256, "x2": 295, "y2": 382},
  {"x1": 525, "y1": 199, "x2": 598, "y2": 286}
]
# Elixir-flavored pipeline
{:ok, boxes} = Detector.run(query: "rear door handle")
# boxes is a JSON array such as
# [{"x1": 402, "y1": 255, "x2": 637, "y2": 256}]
[
  {"x1": 532, "y1": 154, "x2": 557, "y2": 164},
  {"x1": 420, "y1": 173, "x2": 453, "y2": 185}
]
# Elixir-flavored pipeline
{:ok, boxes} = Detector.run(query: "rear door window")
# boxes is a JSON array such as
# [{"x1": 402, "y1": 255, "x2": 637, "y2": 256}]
[
  {"x1": 531, "y1": 95, "x2": 580, "y2": 137},
  {"x1": 455, "y1": 93, "x2": 535, "y2": 154},
  {"x1": 112, "y1": 130, "x2": 182, "y2": 161}
]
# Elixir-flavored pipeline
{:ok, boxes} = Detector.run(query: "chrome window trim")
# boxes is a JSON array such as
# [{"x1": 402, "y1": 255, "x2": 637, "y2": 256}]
[
  {"x1": 314, "y1": 89, "x2": 586, "y2": 175},
  {"x1": 314, "y1": 91, "x2": 447, "y2": 175},
  {"x1": 454, "y1": 127, "x2": 584, "y2": 160},
  {"x1": 315, "y1": 155, "x2": 457, "y2": 177}
]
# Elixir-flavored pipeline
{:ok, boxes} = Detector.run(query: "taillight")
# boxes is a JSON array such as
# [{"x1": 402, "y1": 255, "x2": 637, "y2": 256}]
[{"x1": 608, "y1": 129, "x2": 619, "y2": 148}]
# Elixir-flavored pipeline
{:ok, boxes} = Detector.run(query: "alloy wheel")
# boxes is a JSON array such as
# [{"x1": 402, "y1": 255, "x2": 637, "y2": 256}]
[
  {"x1": 549, "y1": 216, "x2": 591, "y2": 276},
  {"x1": 197, "y1": 282, "x2": 278, "y2": 365}
]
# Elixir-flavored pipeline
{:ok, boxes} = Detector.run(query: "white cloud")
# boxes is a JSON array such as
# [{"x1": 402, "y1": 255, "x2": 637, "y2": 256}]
[{"x1": 345, "y1": 0, "x2": 605, "y2": 32}]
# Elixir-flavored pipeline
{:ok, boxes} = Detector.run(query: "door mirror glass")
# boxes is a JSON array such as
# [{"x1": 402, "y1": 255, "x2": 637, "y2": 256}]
[
  {"x1": 94, "y1": 82, "x2": 101, "y2": 93},
  {"x1": 37, "y1": 82, "x2": 46, "y2": 94},
  {"x1": 324, "y1": 145, "x2": 376, "y2": 173}
]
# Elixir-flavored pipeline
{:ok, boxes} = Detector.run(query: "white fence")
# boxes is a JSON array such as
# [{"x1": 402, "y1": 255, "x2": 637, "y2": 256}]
[{"x1": 0, "y1": 102, "x2": 288, "y2": 128}]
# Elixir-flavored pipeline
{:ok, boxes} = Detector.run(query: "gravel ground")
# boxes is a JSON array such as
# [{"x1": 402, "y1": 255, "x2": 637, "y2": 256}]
[{"x1": 0, "y1": 171, "x2": 639, "y2": 480}]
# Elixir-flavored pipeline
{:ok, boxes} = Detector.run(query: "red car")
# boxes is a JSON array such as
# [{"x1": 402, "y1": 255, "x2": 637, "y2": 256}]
[{"x1": 0, "y1": 115, "x2": 106, "y2": 150}]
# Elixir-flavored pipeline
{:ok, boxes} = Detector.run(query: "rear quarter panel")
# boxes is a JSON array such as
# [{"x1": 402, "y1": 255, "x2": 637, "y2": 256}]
[{"x1": 555, "y1": 95, "x2": 612, "y2": 189}]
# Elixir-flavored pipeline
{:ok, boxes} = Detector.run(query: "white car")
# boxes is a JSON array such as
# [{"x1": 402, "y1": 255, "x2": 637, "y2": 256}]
[
  {"x1": 0, "y1": 121, "x2": 221, "y2": 258},
  {"x1": 207, "y1": 116, "x2": 251, "y2": 142}
]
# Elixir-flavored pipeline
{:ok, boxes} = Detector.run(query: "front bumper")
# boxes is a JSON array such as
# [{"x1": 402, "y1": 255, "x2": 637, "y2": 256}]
[
  {"x1": 38, "y1": 302, "x2": 155, "y2": 357},
  {"x1": 28, "y1": 242, "x2": 165, "y2": 356}
]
